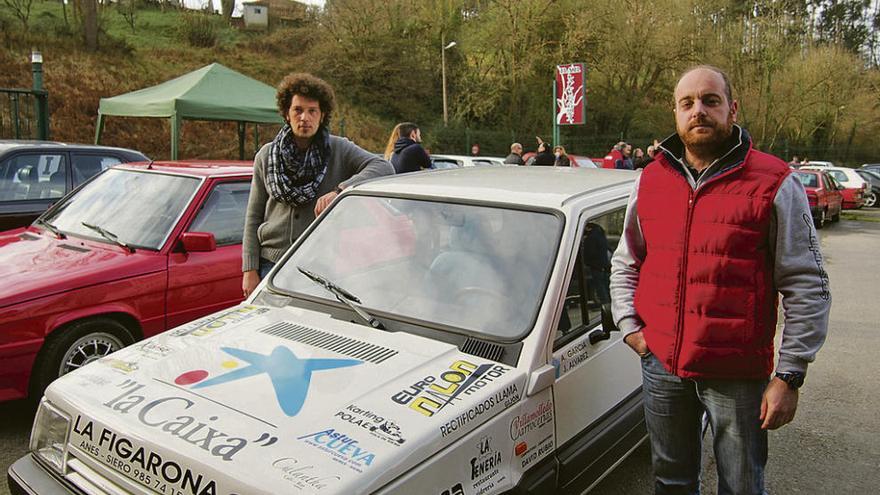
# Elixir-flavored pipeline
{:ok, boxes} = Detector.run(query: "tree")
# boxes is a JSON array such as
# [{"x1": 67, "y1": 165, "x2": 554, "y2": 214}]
[{"x1": 2, "y1": 0, "x2": 34, "y2": 30}]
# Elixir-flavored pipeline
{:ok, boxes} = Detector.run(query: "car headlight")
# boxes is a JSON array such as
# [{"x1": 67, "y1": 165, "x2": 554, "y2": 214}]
[{"x1": 29, "y1": 399, "x2": 71, "y2": 473}]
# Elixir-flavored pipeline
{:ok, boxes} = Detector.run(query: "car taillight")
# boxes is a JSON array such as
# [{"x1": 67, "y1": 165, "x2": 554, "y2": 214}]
[{"x1": 806, "y1": 192, "x2": 818, "y2": 206}]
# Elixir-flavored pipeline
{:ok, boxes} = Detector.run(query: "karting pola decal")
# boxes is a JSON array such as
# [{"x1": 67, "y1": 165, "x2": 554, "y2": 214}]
[{"x1": 175, "y1": 346, "x2": 361, "y2": 416}]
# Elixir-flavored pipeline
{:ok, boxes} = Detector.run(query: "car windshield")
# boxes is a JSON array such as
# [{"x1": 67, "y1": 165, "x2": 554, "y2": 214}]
[
  {"x1": 43, "y1": 168, "x2": 200, "y2": 250},
  {"x1": 272, "y1": 195, "x2": 562, "y2": 340},
  {"x1": 794, "y1": 172, "x2": 818, "y2": 188}
]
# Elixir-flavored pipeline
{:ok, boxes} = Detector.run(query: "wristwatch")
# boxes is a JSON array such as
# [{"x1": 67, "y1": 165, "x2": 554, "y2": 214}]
[
  {"x1": 334, "y1": 185, "x2": 344, "y2": 194},
  {"x1": 774, "y1": 372, "x2": 805, "y2": 389}
]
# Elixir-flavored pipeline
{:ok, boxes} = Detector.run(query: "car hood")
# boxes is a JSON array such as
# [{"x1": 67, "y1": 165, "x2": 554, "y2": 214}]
[
  {"x1": 48, "y1": 303, "x2": 526, "y2": 495},
  {"x1": 0, "y1": 229, "x2": 163, "y2": 308}
]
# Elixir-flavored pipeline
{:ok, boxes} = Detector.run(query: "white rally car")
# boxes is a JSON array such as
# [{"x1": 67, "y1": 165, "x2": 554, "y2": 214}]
[{"x1": 9, "y1": 166, "x2": 645, "y2": 495}]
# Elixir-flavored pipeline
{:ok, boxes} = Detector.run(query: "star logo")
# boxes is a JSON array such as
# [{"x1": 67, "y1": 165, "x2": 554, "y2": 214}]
[{"x1": 177, "y1": 346, "x2": 361, "y2": 416}]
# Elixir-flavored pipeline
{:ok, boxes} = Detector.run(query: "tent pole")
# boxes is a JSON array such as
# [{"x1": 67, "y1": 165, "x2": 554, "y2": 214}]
[
  {"x1": 171, "y1": 113, "x2": 180, "y2": 160},
  {"x1": 94, "y1": 113, "x2": 105, "y2": 144},
  {"x1": 253, "y1": 125, "x2": 259, "y2": 154},
  {"x1": 238, "y1": 121, "x2": 245, "y2": 160}
]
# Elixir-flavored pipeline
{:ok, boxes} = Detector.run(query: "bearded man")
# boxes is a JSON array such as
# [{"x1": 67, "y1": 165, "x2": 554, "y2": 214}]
[
  {"x1": 242, "y1": 73, "x2": 394, "y2": 297},
  {"x1": 610, "y1": 65, "x2": 831, "y2": 494}
]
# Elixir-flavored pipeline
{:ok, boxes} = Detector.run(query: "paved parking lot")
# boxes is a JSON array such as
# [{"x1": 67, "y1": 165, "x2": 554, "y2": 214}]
[{"x1": 2, "y1": 209, "x2": 879, "y2": 495}]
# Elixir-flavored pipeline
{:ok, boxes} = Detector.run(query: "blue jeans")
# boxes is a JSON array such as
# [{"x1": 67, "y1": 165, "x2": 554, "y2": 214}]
[
  {"x1": 258, "y1": 258, "x2": 275, "y2": 279},
  {"x1": 641, "y1": 354, "x2": 768, "y2": 495}
]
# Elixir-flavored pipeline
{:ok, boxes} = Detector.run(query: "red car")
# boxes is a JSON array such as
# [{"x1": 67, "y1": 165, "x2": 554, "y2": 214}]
[
  {"x1": 793, "y1": 170, "x2": 843, "y2": 228},
  {"x1": 0, "y1": 161, "x2": 251, "y2": 402}
]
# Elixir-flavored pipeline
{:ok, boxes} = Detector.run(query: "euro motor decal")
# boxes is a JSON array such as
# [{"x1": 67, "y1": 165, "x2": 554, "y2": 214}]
[
  {"x1": 170, "y1": 305, "x2": 270, "y2": 338},
  {"x1": 392, "y1": 360, "x2": 511, "y2": 417}
]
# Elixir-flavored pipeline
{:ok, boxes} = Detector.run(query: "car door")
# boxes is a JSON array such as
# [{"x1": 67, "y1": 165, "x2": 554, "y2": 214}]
[
  {"x1": 550, "y1": 206, "x2": 644, "y2": 491},
  {"x1": 0, "y1": 150, "x2": 68, "y2": 231},
  {"x1": 166, "y1": 179, "x2": 250, "y2": 329},
  {"x1": 824, "y1": 173, "x2": 844, "y2": 214}
]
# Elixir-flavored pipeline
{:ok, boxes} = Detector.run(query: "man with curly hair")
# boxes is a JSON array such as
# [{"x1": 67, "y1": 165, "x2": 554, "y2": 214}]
[{"x1": 242, "y1": 73, "x2": 394, "y2": 297}]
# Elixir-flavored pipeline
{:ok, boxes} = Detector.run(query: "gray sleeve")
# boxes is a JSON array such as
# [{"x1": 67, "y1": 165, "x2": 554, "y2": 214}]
[
  {"x1": 609, "y1": 174, "x2": 647, "y2": 336},
  {"x1": 771, "y1": 174, "x2": 831, "y2": 376},
  {"x1": 242, "y1": 144, "x2": 271, "y2": 273},
  {"x1": 335, "y1": 138, "x2": 395, "y2": 189}
]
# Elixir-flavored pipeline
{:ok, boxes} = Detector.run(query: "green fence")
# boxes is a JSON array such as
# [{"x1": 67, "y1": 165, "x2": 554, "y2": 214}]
[{"x1": 0, "y1": 88, "x2": 49, "y2": 140}]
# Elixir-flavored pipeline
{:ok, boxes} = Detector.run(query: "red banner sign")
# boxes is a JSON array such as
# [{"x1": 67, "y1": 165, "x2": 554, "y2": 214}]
[{"x1": 555, "y1": 63, "x2": 586, "y2": 125}]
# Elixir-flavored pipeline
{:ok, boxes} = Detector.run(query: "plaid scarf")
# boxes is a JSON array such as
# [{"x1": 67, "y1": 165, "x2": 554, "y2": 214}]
[{"x1": 266, "y1": 124, "x2": 331, "y2": 206}]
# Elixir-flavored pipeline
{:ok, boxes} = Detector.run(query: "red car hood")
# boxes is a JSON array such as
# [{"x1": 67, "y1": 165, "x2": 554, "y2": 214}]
[{"x1": 0, "y1": 228, "x2": 165, "y2": 308}]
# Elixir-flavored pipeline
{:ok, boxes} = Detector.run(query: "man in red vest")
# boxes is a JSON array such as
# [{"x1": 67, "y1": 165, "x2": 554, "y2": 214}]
[{"x1": 610, "y1": 66, "x2": 830, "y2": 494}]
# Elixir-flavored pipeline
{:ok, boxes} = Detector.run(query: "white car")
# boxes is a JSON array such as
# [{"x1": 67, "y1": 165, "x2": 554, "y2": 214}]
[
  {"x1": 801, "y1": 165, "x2": 869, "y2": 208},
  {"x1": 431, "y1": 154, "x2": 507, "y2": 169},
  {"x1": 802, "y1": 160, "x2": 835, "y2": 168},
  {"x1": 10, "y1": 167, "x2": 646, "y2": 495}
]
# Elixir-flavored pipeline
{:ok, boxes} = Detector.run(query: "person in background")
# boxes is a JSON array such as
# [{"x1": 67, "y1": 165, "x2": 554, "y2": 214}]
[
  {"x1": 242, "y1": 72, "x2": 394, "y2": 297},
  {"x1": 383, "y1": 124, "x2": 402, "y2": 160},
  {"x1": 616, "y1": 143, "x2": 635, "y2": 170},
  {"x1": 610, "y1": 65, "x2": 830, "y2": 495},
  {"x1": 788, "y1": 155, "x2": 801, "y2": 168},
  {"x1": 532, "y1": 141, "x2": 556, "y2": 166},
  {"x1": 504, "y1": 142, "x2": 525, "y2": 165},
  {"x1": 604, "y1": 142, "x2": 624, "y2": 169},
  {"x1": 389, "y1": 122, "x2": 431, "y2": 174},
  {"x1": 554, "y1": 145, "x2": 571, "y2": 167},
  {"x1": 471, "y1": 143, "x2": 481, "y2": 156}
]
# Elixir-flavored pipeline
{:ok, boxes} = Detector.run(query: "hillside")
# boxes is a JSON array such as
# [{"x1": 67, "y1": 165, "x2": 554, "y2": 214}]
[{"x1": 0, "y1": 4, "x2": 391, "y2": 159}]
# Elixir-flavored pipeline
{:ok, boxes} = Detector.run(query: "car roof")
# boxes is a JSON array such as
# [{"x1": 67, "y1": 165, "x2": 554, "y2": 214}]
[
  {"x1": 352, "y1": 166, "x2": 637, "y2": 208},
  {"x1": 115, "y1": 160, "x2": 253, "y2": 178},
  {"x1": 0, "y1": 140, "x2": 145, "y2": 156}
]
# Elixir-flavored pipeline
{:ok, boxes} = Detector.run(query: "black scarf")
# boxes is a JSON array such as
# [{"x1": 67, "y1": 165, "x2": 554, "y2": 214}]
[{"x1": 266, "y1": 124, "x2": 331, "y2": 206}]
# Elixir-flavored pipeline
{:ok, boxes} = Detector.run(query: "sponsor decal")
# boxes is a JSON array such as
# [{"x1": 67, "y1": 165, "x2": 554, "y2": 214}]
[
  {"x1": 517, "y1": 434, "x2": 554, "y2": 470},
  {"x1": 101, "y1": 379, "x2": 277, "y2": 464},
  {"x1": 296, "y1": 429, "x2": 376, "y2": 473},
  {"x1": 440, "y1": 383, "x2": 519, "y2": 438},
  {"x1": 138, "y1": 341, "x2": 175, "y2": 360},
  {"x1": 334, "y1": 404, "x2": 406, "y2": 446},
  {"x1": 271, "y1": 457, "x2": 342, "y2": 492},
  {"x1": 175, "y1": 346, "x2": 361, "y2": 416},
  {"x1": 470, "y1": 436, "x2": 506, "y2": 495},
  {"x1": 72, "y1": 415, "x2": 221, "y2": 495},
  {"x1": 509, "y1": 400, "x2": 553, "y2": 441},
  {"x1": 170, "y1": 305, "x2": 270, "y2": 338},
  {"x1": 99, "y1": 358, "x2": 139, "y2": 374},
  {"x1": 392, "y1": 360, "x2": 511, "y2": 417},
  {"x1": 553, "y1": 339, "x2": 590, "y2": 378}
]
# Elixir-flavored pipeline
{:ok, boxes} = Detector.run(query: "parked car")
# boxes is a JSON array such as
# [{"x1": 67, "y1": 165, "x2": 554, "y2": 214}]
[
  {"x1": 430, "y1": 154, "x2": 507, "y2": 169},
  {"x1": 0, "y1": 140, "x2": 148, "y2": 231},
  {"x1": 792, "y1": 170, "x2": 843, "y2": 228},
  {"x1": 854, "y1": 169, "x2": 880, "y2": 208},
  {"x1": 0, "y1": 161, "x2": 251, "y2": 403},
  {"x1": 802, "y1": 160, "x2": 835, "y2": 168},
  {"x1": 10, "y1": 167, "x2": 646, "y2": 495},
  {"x1": 859, "y1": 163, "x2": 880, "y2": 174},
  {"x1": 521, "y1": 152, "x2": 599, "y2": 168},
  {"x1": 800, "y1": 165, "x2": 867, "y2": 209}
]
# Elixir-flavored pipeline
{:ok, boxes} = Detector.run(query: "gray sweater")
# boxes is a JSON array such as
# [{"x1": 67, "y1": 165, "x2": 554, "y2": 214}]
[{"x1": 242, "y1": 136, "x2": 394, "y2": 272}]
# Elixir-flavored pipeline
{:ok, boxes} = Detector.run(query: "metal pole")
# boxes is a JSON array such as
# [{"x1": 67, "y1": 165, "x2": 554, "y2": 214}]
[
  {"x1": 31, "y1": 50, "x2": 48, "y2": 140},
  {"x1": 552, "y1": 78, "x2": 559, "y2": 146},
  {"x1": 442, "y1": 32, "x2": 448, "y2": 126},
  {"x1": 238, "y1": 121, "x2": 245, "y2": 160},
  {"x1": 12, "y1": 94, "x2": 21, "y2": 139}
]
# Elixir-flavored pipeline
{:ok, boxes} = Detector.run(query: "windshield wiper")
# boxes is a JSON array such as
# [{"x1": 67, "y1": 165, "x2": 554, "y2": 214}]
[
  {"x1": 81, "y1": 222, "x2": 134, "y2": 253},
  {"x1": 36, "y1": 218, "x2": 65, "y2": 239},
  {"x1": 297, "y1": 266, "x2": 385, "y2": 330}
]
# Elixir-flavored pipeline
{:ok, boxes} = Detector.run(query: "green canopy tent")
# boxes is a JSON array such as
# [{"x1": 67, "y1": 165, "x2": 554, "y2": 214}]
[{"x1": 95, "y1": 63, "x2": 283, "y2": 159}]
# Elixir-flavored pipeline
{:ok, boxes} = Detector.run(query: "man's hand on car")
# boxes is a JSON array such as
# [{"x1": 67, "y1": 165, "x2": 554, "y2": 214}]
[{"x1": 242, "y1": 270, "x2": 260, "y2": 298}]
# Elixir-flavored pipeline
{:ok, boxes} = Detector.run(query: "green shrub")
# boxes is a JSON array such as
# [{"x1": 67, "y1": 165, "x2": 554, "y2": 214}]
[{"x1": 178, "y1": 13, "x2": 216, "y2": 48}]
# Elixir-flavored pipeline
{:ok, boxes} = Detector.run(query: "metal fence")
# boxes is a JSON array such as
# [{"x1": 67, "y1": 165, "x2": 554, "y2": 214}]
[{"x1": 0, "y1": 88, "x2": 49, "y2": 140}]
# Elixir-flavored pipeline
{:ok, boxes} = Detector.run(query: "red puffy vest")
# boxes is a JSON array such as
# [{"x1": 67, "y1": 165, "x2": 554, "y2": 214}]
[{"x1": 635, "y1": 147, "x2": 790, "y2": 379}]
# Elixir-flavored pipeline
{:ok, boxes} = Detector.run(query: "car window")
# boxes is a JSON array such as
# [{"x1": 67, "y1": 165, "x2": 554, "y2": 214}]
[
  {"x1": 794, "y1": 172, "x2": 818, "y2": 188},
  {"x1": 273, "y1": 196, "x2": 563, "y2": 340},
  {"x1": 432, "y1": 158, "x2": 461, "y2": 169},
  {"x1": 45, "y1": 169, "x2": 200, "y2": 250},
  {"x1": 827, "y1": 175, "x2": 843, "y2": 190},
  {"x1": 827, "y1": 170, "x2": 848, "y2": 183},
  {"x1": 0, "y1": 153, "x2": 67, "y2": 202},
  {"x1": 72, "y1": 154, "x2": 122, "y2": 187},
  {"x1": 472, "y1": 159, "x2": 497, "y2": 167},
  {"x1": 554, "y1": 207, "x2": 626, "y2": 349},
  {"x1": 187, "y1": 181, "x2": 251, "y2": 246}
]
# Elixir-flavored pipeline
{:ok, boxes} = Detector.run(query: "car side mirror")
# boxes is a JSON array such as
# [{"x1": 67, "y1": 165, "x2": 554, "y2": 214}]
[{"x1": 181, "y1": 232, "x2": 216, "y2": 252}]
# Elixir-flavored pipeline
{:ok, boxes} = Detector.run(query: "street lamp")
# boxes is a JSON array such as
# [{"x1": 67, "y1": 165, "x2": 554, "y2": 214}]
[{"x1": 442, "y1": 36, "x2": 457, "y2": 126}]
